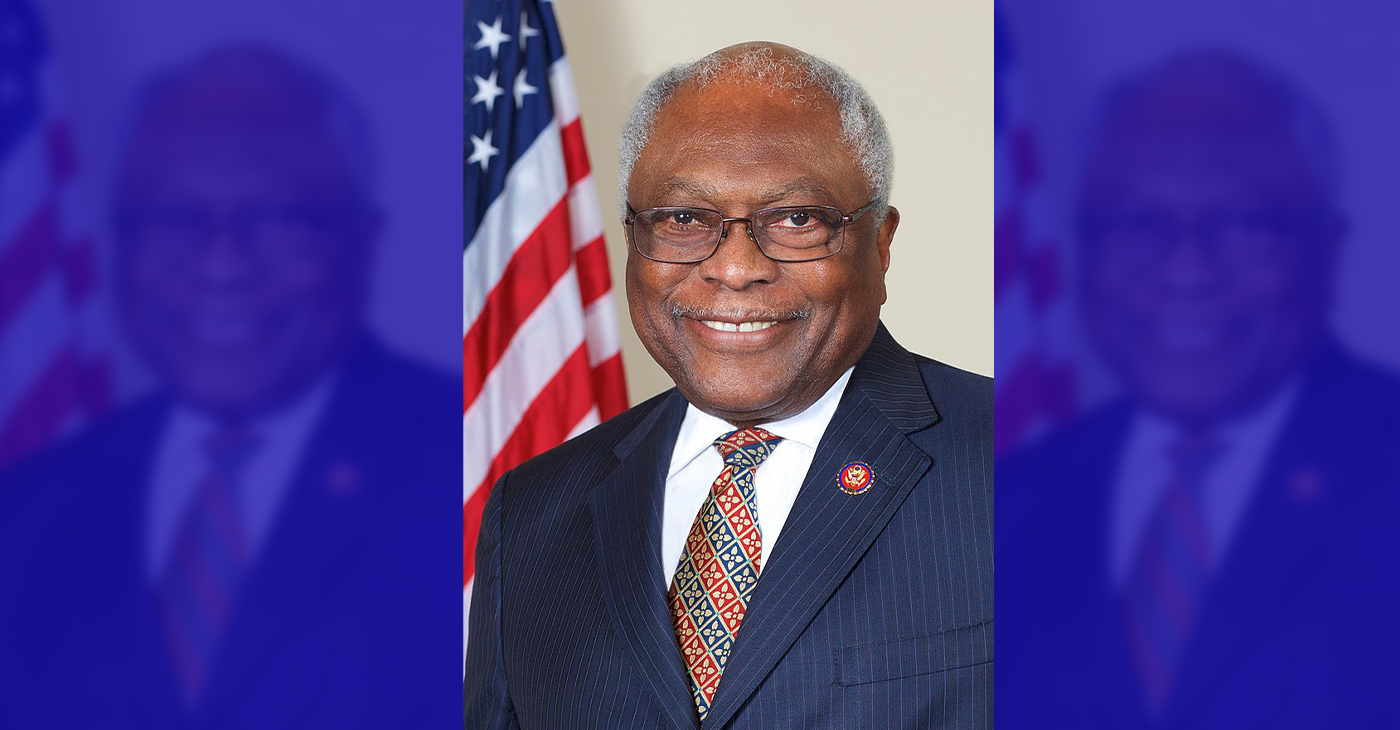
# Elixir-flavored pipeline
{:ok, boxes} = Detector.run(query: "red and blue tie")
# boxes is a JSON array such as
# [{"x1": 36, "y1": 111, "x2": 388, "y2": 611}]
[
  {"x1": 668, "y1": 426, "x2": 783, "y2": 722},
  {"x1": 157, "y1": 428, "x2": 259, "y2": 709},
  {"x1": 1122, "y1": 434, "x2": 1223, "y2": 714}
]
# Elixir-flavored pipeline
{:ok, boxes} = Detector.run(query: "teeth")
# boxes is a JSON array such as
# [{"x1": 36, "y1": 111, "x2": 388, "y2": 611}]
[{"x1": 700, "y1": 320, "x2": 776, "y2": 333}]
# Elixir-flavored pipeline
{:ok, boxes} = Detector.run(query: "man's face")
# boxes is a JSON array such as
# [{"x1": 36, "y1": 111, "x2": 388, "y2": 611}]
[
  {"x1": 115, "y1": 78, "x2": 374, "y2": 420},
  {"x1": 626, "y1": 79, "x2": 898, "y2": 426},
  {"x1": 1078, "y1": 85, "x2": 1337, "y2": 425}
]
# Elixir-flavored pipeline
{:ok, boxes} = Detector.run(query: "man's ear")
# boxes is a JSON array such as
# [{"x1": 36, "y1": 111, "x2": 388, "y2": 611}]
[{"x1": 877, "y1": 205, "x2": 899, "y2": 274}]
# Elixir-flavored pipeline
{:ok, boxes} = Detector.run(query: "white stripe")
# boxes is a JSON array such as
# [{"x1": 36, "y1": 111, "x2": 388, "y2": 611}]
[
  {"x1": 582, "y1": 294, "x2": 621, "y2": 368},
  {"x1": 0, "y1": 127, "x2": 50, "y2": 248},
  {"x1": 0, "y1": 275, "x2": 68, "y2": 420},
  {"x1": 548, "y1": 58, "x2": 580, "y2": 126},
  {"x1": 567, "y1": 174, "x2": 604, "y2": 250},
  {"x1": 566, "y1": 407, "x2": 600, "y2": 440},
  {"x1": 463, "y1": 269, "x2": 586, "y2": 496},
  {"x1": 463, "y1": 120, "x2": 569, "y2": 332}
]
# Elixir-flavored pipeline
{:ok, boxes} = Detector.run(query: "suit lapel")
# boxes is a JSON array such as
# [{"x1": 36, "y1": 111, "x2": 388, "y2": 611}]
[
  {"x1": 588, "y1": 390, "x2": 700, "y2": 730},
  {"x1": 703, "y1": 325, "x2": 940, "y2": 730}
]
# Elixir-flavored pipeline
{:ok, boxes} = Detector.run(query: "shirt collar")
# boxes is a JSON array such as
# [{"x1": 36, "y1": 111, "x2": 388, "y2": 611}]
[
  {"x1": 667, "y1": 367, "x2": 854, "y2": 479},
  {"x1": 1130, "y1": 374, "x2": 1302, "y2": 455}
]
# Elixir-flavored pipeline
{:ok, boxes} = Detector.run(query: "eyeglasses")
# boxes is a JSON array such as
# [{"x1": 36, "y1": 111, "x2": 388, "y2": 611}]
[
  {"x1": 1080, "y1": 207, "x2": 1331, "y2": 274},
  {"x1": 624, "y1": 199, "x2": 879, "y2": 264},
  {"x1": 116, "y1": 202, "x2": 362, "y2": 269}
]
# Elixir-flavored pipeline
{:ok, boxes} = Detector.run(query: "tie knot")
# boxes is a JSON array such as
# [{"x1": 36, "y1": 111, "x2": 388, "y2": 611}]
[
  {"x1": 714, "y1": 426, "x2": 783, "y2": 470},
  {"x1": 205, "y1": 427, "x2": 260, "y2": 480},
  {"x1": 1169, "y1": 432, "x2": 1224, "y2": 485}
]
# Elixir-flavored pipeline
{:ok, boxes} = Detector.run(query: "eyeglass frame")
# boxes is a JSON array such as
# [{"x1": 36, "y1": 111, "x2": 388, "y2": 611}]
[{"x1": 622, "y1": 198, "x2": 881, "y2": 264}]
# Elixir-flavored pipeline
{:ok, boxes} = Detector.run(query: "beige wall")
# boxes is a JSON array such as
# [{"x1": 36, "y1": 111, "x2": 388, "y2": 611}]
[{"x1": 555, "y1": 0, "x2": 994, "y2": 403}]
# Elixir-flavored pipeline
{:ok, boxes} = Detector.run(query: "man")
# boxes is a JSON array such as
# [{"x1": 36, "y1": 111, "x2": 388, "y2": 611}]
[
  {"x1": 999, "y1": 51, "x2": 1400, "y2": 729},
  {"x1": 465, "y1": 42, "x2": 994, "y2": 730},
  {"x1": 0, "y1": 45, "x2": 458, "y2": 728}
]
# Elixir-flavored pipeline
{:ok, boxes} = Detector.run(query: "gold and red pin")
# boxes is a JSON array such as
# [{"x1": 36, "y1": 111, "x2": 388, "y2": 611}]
[{"x1": 838, "y1": 461, "x2": 874, "y2": 495}]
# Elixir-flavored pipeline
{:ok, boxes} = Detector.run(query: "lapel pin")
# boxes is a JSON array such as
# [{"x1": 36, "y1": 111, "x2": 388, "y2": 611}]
[
  {"x1": 325, "y1": 460, "x2": 361, "y2": 497},
  {"x1": 1290, "y1": 466, "x2": 1324, "y2": 504},
  {"x1": 838, "y1": 461, "x2": 874, "y2": 495}
]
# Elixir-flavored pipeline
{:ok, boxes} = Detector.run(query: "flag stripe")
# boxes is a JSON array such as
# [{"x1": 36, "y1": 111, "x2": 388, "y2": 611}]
[
  {"x1": 463, "y1": 344, "x2": 597, "y2": 585},
  {"x1": 463, "y1": 197, "x2": 576, "y2": 410}
]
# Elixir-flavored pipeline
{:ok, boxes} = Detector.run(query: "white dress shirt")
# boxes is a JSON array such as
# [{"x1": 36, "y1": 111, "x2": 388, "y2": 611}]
[
  {"x1": 1109, "y1": 379, "x2": 1301, "y2": 589},
  {"x1": 146, "y1": 376, "x2": 335, "y2": 583},
  {"x1": 660, "y1": 367, "x2": 854, "y2": 587}
]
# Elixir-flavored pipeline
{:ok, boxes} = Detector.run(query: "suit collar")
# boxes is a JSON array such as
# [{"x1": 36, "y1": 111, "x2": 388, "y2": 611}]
[{"x1": 592, "y1": 390, "x2": 699, "y2": 730}]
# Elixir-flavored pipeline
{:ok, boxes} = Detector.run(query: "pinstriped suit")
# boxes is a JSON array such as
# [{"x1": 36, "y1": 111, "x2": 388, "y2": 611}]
[{"x1": 465, "y1": 324, "x2": 994, "y2": 729}]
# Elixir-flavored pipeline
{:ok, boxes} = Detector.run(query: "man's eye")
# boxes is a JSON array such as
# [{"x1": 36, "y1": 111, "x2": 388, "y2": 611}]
[
  {"x1": 785, "y1": 212, "x2": 812, "y2": 227},
  {"x1": 670, "y1": 212, "x2": 697, "y2": 225}
]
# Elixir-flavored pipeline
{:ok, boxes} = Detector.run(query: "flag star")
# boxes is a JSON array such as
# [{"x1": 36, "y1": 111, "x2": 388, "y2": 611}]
[
  {"x1": 471, "y1": 70, "x2": 505, "y2": 113},
  {"x1": 519, "y1": 12, "x2": 541, "y2": 50},
  {"x1": 473, "y1": 16, "x2": 511, "y2": 60},
  {"x1": 467, "y1": 129, "x2": 500, "y2": 171},
  {"x1": 513, "y1": 68, "x2": 538, "y2": 109}
]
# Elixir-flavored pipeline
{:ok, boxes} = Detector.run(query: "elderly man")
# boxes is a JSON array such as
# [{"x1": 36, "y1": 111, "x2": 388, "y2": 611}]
[
  {"x1": 0, "y1": 45, "x2": 457, "y2": 728},
  {"x1": 1000, "y1": 51, "x2": 1400, "y2": 729},
  {"x1": 465, "y1": 42, "x2": 993, "y2": 730}
]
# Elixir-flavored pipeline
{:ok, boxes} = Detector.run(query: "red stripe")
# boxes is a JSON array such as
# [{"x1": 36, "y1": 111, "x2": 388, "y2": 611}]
[
  {"x1": 0, "y1": 200, "x2": 58, "y2": 334},
  {"x1": 994, "y1": 353, "x2": 1076, "y2": 454},
  {"x1": 574, "y1": 235, "x2": 611, "y2": 307},
  {"x1": 994, "y1": 208, "x2": 1022, "y2": 303},
  {"x1": 560, "y1": 118, "x2": 590, "y2": 187},
  {"x1": 590, "y1": 352, "x2": 628, "y2": 420},
  {"x1": 464, "y1": 345, "x2": 597, "y2": 585},
  {"x1": 63, "y1": 235, "x2": 99, "y2": 303},
  {"x1": 1026, "y1": 243, "x2": 1061, "y2": 310},
  {"x1": 463, "y1": 197, "x2": 575, "y2": 412},
  {"x1": 1012, "y1": 127, "x2": 1040, "y2": 187},
  {"x1": 0, "y1": 347, "x2": 80, "y2": 466},
  {"x1": 47, "y1": 122, "x2": 77, "y2": 182}
]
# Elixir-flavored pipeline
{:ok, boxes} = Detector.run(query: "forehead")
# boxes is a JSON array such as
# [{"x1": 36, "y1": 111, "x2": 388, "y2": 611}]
[
  {"x1": 630, "y1": 80, "x2": 866, "y2": 205},
  {"x1": 1084, "y1": 76, "x2": 1320, "y2": 200}
]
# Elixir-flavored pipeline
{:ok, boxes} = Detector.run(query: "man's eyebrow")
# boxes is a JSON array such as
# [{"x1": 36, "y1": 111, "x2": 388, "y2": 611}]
[{"x1": 655, "y1": 176, "x2": 835, "y2": 203}]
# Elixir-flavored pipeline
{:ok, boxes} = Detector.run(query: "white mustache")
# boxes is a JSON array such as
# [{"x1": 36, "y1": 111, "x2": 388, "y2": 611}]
[{"x1": 669, "y1": 303, "x2": 811, "y2": 321}]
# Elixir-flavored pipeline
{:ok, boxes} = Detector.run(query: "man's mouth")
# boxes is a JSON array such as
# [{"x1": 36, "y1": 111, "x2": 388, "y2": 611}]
[{"x1": 699, "y1": 320, "x2": 778, "y2": 333}]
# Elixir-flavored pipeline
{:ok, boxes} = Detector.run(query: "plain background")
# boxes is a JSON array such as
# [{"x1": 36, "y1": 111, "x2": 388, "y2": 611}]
[{"x1": 553, "y1": 0, "x2": 994, "y2": 403}]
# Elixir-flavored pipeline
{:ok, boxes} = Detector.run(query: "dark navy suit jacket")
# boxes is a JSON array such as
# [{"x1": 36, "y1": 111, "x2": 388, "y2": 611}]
[
  {"x1": 465, "y1": 324, "x2": 995, "y2": 730},
  {"x1": 999, "y1": 342, "x2": 1400, "y2": 729},
  {"x1": 0, "y1": 338, "x2": 461, "y2": 729}
]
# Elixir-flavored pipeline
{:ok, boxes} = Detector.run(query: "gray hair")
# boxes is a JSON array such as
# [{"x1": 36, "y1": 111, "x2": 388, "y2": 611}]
[
  {"x1": 125, "y1": 42, "x2": 378, "y2": 206},
  {"x1": 1088, "y1": 48, "x2": 1340, "y2": 210},
  {"x1": 617, "y1": 44, "x2": 893, "y2": 217}
]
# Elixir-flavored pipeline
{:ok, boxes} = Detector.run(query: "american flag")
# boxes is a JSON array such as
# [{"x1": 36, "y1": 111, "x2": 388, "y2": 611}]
[
  {"x1": 994, "y1": 12, "x2": 1076, "y2": 452},
  {"x1": 463, "y1": 0, "x2": 627, "y2": 637},
  {"x1": 0, "y1": 0, "x2": 110, "y2": 468}
]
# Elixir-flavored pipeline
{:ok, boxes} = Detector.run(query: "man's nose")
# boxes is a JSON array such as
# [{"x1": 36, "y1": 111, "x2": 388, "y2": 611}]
[
  {"x1": 194, "y1": 222, "x2": 260, "y2": 286},
  {"x1": 697, "y1": 218, "x2": 779, "y2": 289},
  {"x1": 1159, "y1": 225, "x2": 1222, "y2": 292}
]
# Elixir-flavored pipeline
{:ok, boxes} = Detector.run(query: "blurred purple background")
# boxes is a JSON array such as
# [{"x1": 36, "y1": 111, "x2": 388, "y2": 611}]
[
  {"x1": 0, "y1": 1, "x2": 461, "y2": 727},
  {"x1": 997, "y1": 1, "x2": 1400, "y2": 728}
]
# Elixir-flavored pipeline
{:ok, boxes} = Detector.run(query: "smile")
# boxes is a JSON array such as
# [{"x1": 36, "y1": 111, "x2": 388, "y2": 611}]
[{"x1": 700, "y1": 320, "x2": 777, "y2": 333}]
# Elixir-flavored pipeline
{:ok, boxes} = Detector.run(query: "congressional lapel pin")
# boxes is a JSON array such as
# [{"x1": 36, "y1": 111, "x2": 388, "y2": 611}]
[
  {"x1": 838, "y1": 461, "x2": 874, "y2": 495},
  {"x1": 325, "y1": 459, "x2": 361, "y2": 497}
]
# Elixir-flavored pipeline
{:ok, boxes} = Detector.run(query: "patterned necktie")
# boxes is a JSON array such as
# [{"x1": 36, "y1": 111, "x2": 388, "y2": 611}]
[
  {"x1": 158, "y1": 427, "x2": 259, "y2": 709},
  {"x1": 668, "y1": 426, "x2": 783, "y2": 722},
  {"x1": 1121, "y1": 433, "x2": 1223, "y2": 715}
]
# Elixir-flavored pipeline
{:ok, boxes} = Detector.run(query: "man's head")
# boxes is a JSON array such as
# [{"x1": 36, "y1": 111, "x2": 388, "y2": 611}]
[
  {"x1": 620, "y1": 42, "x2": 899, "y2": 427},
  {"x1": 113, "y1": 44, "x2": 379, "y2": 422},
  {"x1": 1077, "y1": 50, "x2": 1342, "y2": 427}
]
